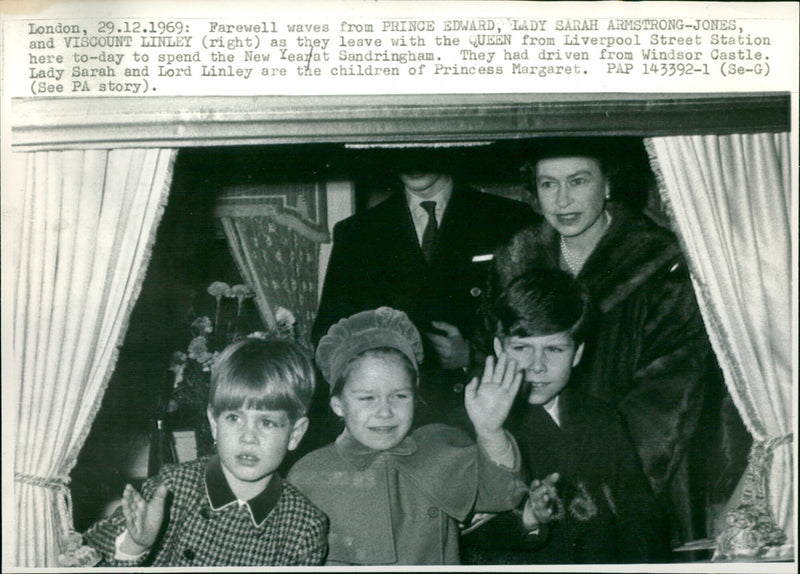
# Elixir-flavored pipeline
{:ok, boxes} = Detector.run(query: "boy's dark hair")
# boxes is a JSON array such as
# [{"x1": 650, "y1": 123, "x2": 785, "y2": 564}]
[
  {"x1": 208, "y1": 337, "x2": 315, "y2": 420},
  {"x1": 488, "y1": 268, "x2": 590, "y2": 345}
]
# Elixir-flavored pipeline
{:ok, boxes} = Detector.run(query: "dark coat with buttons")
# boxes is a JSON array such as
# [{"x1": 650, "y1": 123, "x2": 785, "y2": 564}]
[
  {"x1": 288, "y1": 424, "x2": 525, "y2": 565},
  {"x1": 83, "y1": 456, "x2": 328, "y2": 566},
  {"x1": 312, "y1": 185, "x2": 537, "y2": 429}
]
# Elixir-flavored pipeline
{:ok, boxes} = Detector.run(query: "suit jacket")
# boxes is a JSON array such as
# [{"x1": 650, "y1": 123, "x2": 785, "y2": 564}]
[
  {"x1": 314, "y1": 184, "x2": 536, "y2": 343},
  {"x1": 312, "y1": 184, "x2": 537, "y2": 427}
]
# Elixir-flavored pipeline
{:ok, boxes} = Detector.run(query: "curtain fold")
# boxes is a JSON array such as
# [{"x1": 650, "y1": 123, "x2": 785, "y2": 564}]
[
  {"x1": 645, "y1": 133, "x2": 793, "y2": 560},
  {"x1": 9, "y1": 148, "x2": 176, "y2": 567},
  {"x1": 220, "y1": 217, "x2": 320, "y2": 349},
  {"x1": 215, "y1": 183, "x2": 329, "y2": 350}
]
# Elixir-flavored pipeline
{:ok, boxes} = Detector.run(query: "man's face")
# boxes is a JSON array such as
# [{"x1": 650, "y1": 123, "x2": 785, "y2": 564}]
[
  {"x1": 399, "y1": 173, "x2": 447, "y2": 199},
  {"x1": 535, "y1": 156, "x2": 609, "y2": 239},
  {"x1": 494, "y1": 331, "x2": 583, "y2": 408}
]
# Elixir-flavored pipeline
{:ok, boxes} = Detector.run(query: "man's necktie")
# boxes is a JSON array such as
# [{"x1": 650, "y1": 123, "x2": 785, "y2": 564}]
[{"x1": 420, "y1": 201, "x2": 438, "y2": 262}]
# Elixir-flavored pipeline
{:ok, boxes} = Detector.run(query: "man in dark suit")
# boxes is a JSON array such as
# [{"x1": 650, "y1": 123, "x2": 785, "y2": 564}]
[{"x1": 311, "y1": 153, "x2": 538, "y2": 431}]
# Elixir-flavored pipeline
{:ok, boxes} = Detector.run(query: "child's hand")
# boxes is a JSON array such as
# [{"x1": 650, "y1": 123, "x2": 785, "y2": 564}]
[
  {"x1": 522, "y1": 473, "x2": 561, "y2": 530},
  {"x1": 465, "y1": 353, "x2": 522, "y2": 435},
  {"x1": 121, "y1": 483, "x2": 168, "y2": 551}
]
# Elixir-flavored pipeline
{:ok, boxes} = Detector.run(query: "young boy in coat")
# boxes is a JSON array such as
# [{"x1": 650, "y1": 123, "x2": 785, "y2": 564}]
[
  {"x1": 461, "y1": 268, "x2": 670, "y2": 564},
  {"x1": 83, "y1": 338, "x2": 328, "y2": 566}
]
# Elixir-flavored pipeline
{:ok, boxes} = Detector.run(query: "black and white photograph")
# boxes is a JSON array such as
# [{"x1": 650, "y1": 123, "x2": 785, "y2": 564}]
[{"x1": 1, "y1": 1, "x2": 797, "y2": 571}]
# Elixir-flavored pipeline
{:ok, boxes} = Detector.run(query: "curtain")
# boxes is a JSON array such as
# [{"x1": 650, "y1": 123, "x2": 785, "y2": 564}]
[
  {"x1": 645, "y1": 133, "x2": 793, "y2": 560},
  {"x1": 216, "y1": 184, "x2": 330, "y2": 350},
  {"x1": 7, "y1": 148, "x2": 176, "y2": 567}
]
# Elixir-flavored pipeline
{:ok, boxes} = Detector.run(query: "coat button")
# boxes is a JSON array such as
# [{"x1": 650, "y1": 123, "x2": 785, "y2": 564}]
[
  {"x1": 427, "y1": 506, "x2": 439, "y2": 518},
  {"x1": 200, "y1": 507, "x2": 211, "y2": 519},
  {"x1": 452, "y1": 383, "x2": 464, "y2": 393},
  {"x1": 470, "y1": 286, "x2": 482, "y2": 297},
  {"x1": 183, "y1": 548, "x2": 195, "y2": 561}
]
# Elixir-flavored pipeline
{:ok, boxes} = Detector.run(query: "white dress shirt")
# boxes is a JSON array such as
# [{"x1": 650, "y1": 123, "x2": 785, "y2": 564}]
[
  {"x1": 543, "y1": 395, "x2": 561, "y2": 427},
  {"x1": 405, "y1": 181, "x2": 453, "y2": 245}
]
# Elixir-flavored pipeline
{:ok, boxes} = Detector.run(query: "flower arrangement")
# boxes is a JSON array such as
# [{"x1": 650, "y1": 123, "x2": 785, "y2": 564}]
[{"x1": 165, "y1": 281, "x2": 297, "y2": 456}]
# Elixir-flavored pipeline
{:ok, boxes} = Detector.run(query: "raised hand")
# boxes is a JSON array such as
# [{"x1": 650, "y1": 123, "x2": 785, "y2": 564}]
[
  {"x1": 425, "y1": 321, "x2": 471, "y2": 370},
  {"x1": 522, "y1": 472, "x2": 561, "y2": 530},
  {"x1": 465, "y1": 353, "x2": 523, "y2": 435},
  {"x1": 120, "y1": 483, "x2": 169, "y2": 552}
]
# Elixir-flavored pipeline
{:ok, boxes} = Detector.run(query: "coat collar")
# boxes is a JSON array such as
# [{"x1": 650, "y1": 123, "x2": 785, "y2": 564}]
[
  {"x1": 537, "y1": 205, "x2": 683, "y2": 312},
  {"x1": 334, "y1": 428, "x2": 418, "y2": 470},
  {"x1": 432, "y1": 183, "x2": 476, "y2": 244},
  {"x1": 327, "y1": 425, "x2": 483, "y2": 528},
  {"x1": 204, "y1": 455, "x2": 282, "y2": 527},
  {"x1": 376, "y1": 192, "x2": 429, "y2": 266},
  {"x1": 511, "y1": 387, "x2": 582, "y2": 434}
]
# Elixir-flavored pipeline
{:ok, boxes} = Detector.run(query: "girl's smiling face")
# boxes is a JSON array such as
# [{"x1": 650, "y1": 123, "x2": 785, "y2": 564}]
[{"x1": 330, "y1": 353, "x2": 415, "y2": 451}]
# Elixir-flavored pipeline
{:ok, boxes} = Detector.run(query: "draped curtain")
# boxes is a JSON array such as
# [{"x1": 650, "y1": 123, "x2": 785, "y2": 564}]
[
  {"x1": 7, "y1": 148, "x2": 176, "y2": 567},
  {"x1": 645, "y1": 133, "x2": 793, "y2": 560},
  {"x1": 215, "y1": 184, "x2": 330, "y2": 350}
]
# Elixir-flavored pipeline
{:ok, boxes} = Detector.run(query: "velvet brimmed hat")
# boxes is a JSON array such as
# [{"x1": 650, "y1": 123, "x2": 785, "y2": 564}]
[{"x1": 315, "y1": 307, "x2": 424, "y2": 388}]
